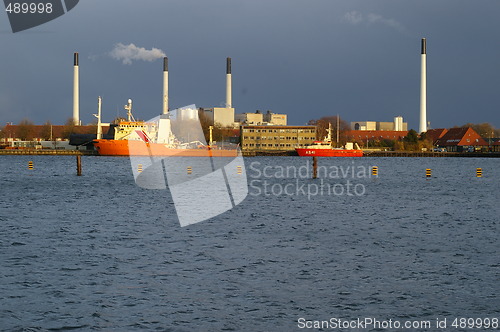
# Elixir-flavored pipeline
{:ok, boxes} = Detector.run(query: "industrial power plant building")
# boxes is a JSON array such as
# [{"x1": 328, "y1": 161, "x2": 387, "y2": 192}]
[
  {"x1": 351, "y1": 116, "x2": 408, "y2": 131},
  {"x1": 202, "y1": 107, "x2": 235, "y2": 127},
  {"x1": 235, "y1": 110, "x2": 287, "y2": 126},
  {"x1": 199, "y1": 57, "x2": 287, "y2": 128}
]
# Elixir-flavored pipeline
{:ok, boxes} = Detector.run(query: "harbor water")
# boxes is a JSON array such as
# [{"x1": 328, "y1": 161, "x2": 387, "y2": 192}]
[{"x1": 0, "y1": 156, "x2": 498, "y2": 331}]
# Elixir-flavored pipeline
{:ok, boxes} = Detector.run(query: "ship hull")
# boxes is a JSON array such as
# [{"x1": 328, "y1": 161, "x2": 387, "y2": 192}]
[
  {"x1": 295, "y1": 148, "x2": 363, "y2": 157},
  {"x1": 93, "y1": 139, "x2": 238, "y2": 157}
]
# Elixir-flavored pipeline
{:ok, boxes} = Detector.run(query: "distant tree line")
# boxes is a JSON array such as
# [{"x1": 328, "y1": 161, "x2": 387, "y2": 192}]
[
  {"x1": 0, "y1": 118, "x2": 97, "y2": 141},
  {"x1": 456, "y1": 123, "x2": 500, "y2": 138},
  {"x1": 307, "y1": 115, "x2": 350, "y2": 145},
  {"x1": 198, "y1": 110, "x2": 237, "y2": 144},
  {"x1": 395, "y1": 129, "x2": 433, "y2": 151},
  {"x1": 307, "y1": 117, "x2": 499, "y2": 151}
]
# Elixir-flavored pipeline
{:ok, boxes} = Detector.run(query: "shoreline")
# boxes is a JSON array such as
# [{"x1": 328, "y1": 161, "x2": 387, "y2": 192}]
[
  {"x1": 0, "y1": 149, "x2": 97, "y2": 156},
  {"x1": 1, "y1": 149, "x2": 499, "y2": 158},
  {"x1": 243, "y1": 150, "x2": 500, "y2": 158}
]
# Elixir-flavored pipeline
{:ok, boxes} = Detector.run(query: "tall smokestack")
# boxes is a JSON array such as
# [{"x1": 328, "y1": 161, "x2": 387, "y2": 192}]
[
  {"x1": 73, "y1": 52, "x2": 80, "y2": 126},
  {"x1": 226, "y1": 57, "x2": 232, "y2": 108},
  {"x1": 419, "y1": 38, "x2": 427, "y2": 133},
  {"x1": 162, "y1": 57, "x2": 168, "y2": 114}
]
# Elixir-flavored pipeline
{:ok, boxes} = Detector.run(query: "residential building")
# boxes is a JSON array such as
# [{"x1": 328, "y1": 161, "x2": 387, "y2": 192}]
[
  {"x1": 240, "y1": 125, "x2": 316, "y2": 151},
  {"x1": 425, "y1": 128, "x2": 448, "y2": 144},
  {"x1": 493, "y1": 139, "x2": 500, "y2": 152},
  {"x1": 434, "y1": 127, "x2": 488, "y2": 152}
]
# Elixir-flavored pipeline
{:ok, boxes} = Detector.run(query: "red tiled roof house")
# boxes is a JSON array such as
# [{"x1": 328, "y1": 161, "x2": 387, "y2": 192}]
[{"x1": 434, "y1": 127, "x2": 488, "y2": 152}]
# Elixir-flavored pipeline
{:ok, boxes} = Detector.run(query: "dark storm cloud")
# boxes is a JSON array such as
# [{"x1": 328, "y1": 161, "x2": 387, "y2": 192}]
[{"x1": 0, "y1": 0, "x2": 499, "y2": 129}]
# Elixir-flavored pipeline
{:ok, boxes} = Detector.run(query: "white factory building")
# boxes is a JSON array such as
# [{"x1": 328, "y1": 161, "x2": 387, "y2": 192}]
[
  {"x1": 235, "y1": 110, "x2": 287, "y2": 126},
  {"x1": 351, "y1": 116, "x2": 408, "y2": 131}
]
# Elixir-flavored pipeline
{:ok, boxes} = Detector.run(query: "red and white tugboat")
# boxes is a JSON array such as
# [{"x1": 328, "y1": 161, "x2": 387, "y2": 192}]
[{"x1": 295, "y1": 123, "x2": 363, "y2": 157}]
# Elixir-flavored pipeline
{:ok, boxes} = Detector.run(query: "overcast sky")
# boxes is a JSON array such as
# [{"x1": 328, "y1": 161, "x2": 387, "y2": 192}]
[{"x1": 1, "y1": 0, "x2": 499, "y2": 129}]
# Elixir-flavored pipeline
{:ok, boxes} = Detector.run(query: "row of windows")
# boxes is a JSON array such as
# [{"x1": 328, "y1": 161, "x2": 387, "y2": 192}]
[
  {"x1": 243, "y1": 128, "x2": 315, "y2": 134},
  {"x1": 119, "y1": 124, "x2": 150, "y2": 129},
  {"x1": 242, "y1": 136, "x2": 315, "y2": 140},
  {"x1": 243, "y1": 143, "x2": 308, "y2": 147},
  {"x1": 354, "y1": 136, "x2": 405, "y2": 139}
]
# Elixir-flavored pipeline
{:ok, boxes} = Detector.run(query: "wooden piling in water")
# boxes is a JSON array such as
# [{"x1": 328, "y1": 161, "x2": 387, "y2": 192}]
[
  {"x1": 312, "y1": 156, "x2": 318, "y2": 179},
  {"x1": 76, "y1": 155, "x2": 82, "y2": 176}
]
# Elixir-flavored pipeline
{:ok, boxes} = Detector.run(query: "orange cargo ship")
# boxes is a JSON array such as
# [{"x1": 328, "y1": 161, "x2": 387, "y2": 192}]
[
  {"x1": 93, "y1": 138, "x2": 238, "y2": 157},
  {"x1": 92, "y1": 57, "x2": 241, "y2": 157},
  {"x1": 92, "y1": 101, "x2": 238, "y2": 157}
]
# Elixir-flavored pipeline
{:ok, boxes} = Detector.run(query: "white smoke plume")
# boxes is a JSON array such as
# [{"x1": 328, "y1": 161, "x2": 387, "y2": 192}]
[
  {"x1": 343, "y1": 11, "x2": 363, "y2": 25},
  {"x1": 109, "y1": 43, "x2": 166, "y2": 65},
  {"x1": 343, "y1": 11, "x2": 407, "y2": 33}
]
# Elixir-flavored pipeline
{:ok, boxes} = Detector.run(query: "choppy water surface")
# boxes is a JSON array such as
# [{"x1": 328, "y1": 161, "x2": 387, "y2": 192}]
[{"x1": 0, "y1": 156, "x2": 499, "y2": 331}]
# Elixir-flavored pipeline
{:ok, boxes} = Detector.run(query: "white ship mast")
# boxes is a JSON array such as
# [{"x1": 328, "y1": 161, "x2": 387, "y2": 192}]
[
  {"x1": 325, "y1": 123, "x2": 333, "y2": 142},
  {"x1": 93, "y1": 96, "x2": 103, "y2": 140},
  {"x1": 124, "y1": 99, "x2": 135, "y2": 122},
  {"x1": 336, "y1": 115, "x2": 340, "y2": 147}
]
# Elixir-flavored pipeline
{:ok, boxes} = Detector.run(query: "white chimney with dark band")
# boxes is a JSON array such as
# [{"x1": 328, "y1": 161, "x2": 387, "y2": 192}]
[
  {"x1": 73, "y1": 52, "x2": 80, "y2": 126},
  {"x1": 419, "y1": 38, "x2": 427, "y2": 133},
  {"x1": 226, "y1": 57, "x2": 232, "y2": 109},
  {"x1": 163, "y1": 57, "x2": 168, "y2": 115}
]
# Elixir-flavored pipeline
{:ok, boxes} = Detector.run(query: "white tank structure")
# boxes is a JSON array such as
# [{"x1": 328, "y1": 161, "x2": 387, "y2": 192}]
[
  {"x1": 394, "y1": 115, "x2": 403, "y2": 131},
  {"x1": 226, "y1": 57, "x2": 232, "y2": 108},
  {"x1": 176, "y1": 107, "x2": 199, "y2": 121},
  {"x1": 73, "y1": 52, "x2": 80, "y2": 126},
  {"x1": 419, "y1": 38, "x2": 427, "y2": 134}
]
